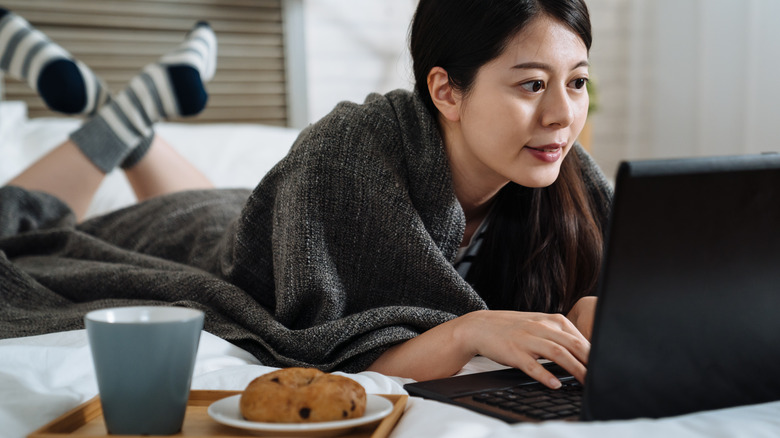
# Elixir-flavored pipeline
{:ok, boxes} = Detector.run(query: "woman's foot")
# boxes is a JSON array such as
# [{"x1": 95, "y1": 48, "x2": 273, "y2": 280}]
[
  {"x1": 0, "y1": 8, "x2": 109, "y2": 115},
  {"x1": 68, "y1": 22, "x2": 218, "y2": 173}
]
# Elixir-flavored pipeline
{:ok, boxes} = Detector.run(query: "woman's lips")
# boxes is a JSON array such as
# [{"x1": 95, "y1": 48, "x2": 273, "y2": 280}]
[{"x1": 524, "y1": 143, "x2": 564, "y2": 163}]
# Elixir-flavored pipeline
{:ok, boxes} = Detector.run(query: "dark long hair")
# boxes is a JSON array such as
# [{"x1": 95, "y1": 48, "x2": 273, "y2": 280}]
[{"x1": 410, "y1": 0, "x2": 605, "y2": 313}]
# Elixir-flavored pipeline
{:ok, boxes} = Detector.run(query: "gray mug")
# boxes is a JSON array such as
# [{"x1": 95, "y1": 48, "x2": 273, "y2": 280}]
[{"x1": 85, "y1": 306, "x2": 204, "y2": 435}]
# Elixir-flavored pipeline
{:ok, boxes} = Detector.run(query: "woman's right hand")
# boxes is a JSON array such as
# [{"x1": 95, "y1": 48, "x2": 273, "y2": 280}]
[
  {"x1": 366, "y1": 309, "x2": 590, "y2": 388},
  {"x1": 454, "y1": 310, "x2": 590, "y2": 388}
]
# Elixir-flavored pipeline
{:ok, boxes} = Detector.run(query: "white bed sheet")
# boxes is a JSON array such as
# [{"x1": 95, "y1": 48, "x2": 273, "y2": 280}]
[
  {"x1": 3, "y1": 331, "x2": 780, "y2": 438},
  {"x1": 2, "y1": 102, "x2": 780, "y2": 437}
]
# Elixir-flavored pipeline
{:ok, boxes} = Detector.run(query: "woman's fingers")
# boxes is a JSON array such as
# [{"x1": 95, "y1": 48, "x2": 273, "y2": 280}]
[
  {"x1": 515, "y1": 355, "x2": 566, "y2": 389},
  {"x1": 533, "y1": 337, "x2": 589, "y2": 384},
  {"x1": 485, "y1": 312, "x2": 591, "y2": 387},
  {"x1": 504, "y1": 332, "x2": 588, "y2": 386},
  {"x1": 540, "y1": 314, "x2": 591, "y2": 365}
]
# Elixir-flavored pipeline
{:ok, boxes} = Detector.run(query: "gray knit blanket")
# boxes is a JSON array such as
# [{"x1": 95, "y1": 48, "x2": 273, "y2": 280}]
[{"x1": 0, "y1": 90, "x2": 612, "y2": 372}]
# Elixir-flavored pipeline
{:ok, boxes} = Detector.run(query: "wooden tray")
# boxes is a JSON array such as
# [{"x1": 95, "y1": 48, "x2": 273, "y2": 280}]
[{"x1": 29, "y1": 390, "x2": 408, "y2": 438}]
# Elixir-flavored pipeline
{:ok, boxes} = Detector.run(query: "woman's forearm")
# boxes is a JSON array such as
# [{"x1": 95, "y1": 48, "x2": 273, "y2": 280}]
[
  {"x1": 365, "y1": 313, "x2": 478, "y2": 381},
  {"x1": 365, "y1": 309, "x2": 592, "y2": 388}
]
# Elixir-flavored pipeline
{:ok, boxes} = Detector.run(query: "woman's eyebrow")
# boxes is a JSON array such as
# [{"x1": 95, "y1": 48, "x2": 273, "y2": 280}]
[{"x1": 511, "y1": 60, "x2": 590, "y2": 71}]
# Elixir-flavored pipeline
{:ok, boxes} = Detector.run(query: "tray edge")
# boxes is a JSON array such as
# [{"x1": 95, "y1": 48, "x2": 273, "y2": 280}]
[
  {"x1": 28, "y1": 391, "x2": 407, "y2": 438},
  {"x1": 371, "y1": 394, "x2": 408, "y2": 438}
]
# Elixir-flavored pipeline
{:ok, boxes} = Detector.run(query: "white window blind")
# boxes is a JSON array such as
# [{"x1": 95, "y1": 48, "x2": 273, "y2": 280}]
[{"x1": 2, "y1": 0, "x2": 288, "y2": 125}]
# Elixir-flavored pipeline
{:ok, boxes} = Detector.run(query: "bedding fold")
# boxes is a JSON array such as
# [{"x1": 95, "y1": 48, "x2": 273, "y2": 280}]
[{"x1": 0, "y1": 185, "x2": 451, "y2": 372}]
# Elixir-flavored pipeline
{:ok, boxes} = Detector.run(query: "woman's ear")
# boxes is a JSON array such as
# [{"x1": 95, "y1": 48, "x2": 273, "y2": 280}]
[{"x1": 427, "y1": 67, "x2": 461, "y2": 122}]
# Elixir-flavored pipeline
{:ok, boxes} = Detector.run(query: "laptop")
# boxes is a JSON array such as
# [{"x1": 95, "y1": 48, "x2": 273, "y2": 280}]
[{"x1": 404, "y1": 153, "x2": 780, "y2": 422}]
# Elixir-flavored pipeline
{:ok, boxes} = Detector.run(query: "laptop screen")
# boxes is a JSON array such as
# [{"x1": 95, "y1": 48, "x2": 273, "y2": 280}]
[{"x1": 582, "y1": 153, "x2": 780, "y2": 420}]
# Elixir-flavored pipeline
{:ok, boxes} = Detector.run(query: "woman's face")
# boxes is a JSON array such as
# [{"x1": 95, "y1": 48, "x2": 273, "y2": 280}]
[{"x1": 447, "y1": 15, "x2": 590, "y2": 193}]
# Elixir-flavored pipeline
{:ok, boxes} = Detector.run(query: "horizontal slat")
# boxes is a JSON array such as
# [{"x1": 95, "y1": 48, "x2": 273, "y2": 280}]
[
  {"x1": 5, "y1": 73, "x2": 286, "y2": 91},
  {"x1": 4, "y1": 65, "x2": 288, "y2": 83},
  {"x1": 59, "y1": 56, "x2": 285, "y2": 71},
  {"x1": 10, "y1": 90, "x2": 288, "y2": 116},
  {"x1": 42, "y1": 71, "x2": 284, "y2": 84},
  {"x1": 53, "y1": 43, "x2": 284, "y2": 59},
  {"x1": 183, "y1": 106, "x2": 287, "y2": 119},
  {"x1": 6, "y1": 12, "x2": 284, "y2": 33},
  {"x1": 18, "y1": 93, "x2": 287, "y2": 109},
  {"x1": 3, "y1": 1, "x2": 282, "y2": 22},
  {"x1": 2, "y1": 0, "x2": 282, "y2": 12},
  {"x1": 41, "y1": 28, "x2": 284, "y2": 47},
  {"x1": 202, "y1": 71, "x2": 286, "y2": 82},
  {"x1": 125, "y1": 0, "x2": 281, "y2": 7},
  {"x1": 208, "y1": 82, "x2": 286, "y2": 94},
  {"x1": 24, "y1": 103, "x2": 287, "y2": 119},
  {"x1": 22, "y1": 109, "x2": 289, "y2": 126},
  {"x1": 206, "y1": 94, "x2": 286, "y2": 106},
  {"x1": 7, "y1": 83, "x2": 287, "y2": 100},
  {"x1": 73, "y1": 70, "x2": 286, "y2": 83}
]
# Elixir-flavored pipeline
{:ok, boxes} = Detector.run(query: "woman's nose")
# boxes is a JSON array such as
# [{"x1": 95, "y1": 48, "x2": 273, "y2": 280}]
[{"x1": 540, "y1": 85, "x2": 575, "y2": 128}]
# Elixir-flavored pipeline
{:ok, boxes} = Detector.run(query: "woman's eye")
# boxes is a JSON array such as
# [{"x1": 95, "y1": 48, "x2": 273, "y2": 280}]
[
  {"x1": 520, "y1": 80, "x2": 545, "y2": 93},
  {"x1": 570, "y1": 77, "x2": 588, "y2": 89}
]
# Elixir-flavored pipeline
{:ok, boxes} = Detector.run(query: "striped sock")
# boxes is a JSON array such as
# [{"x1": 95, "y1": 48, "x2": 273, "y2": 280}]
[
  {"x1": 0, "y1": 8, "x2": 109, "y2": 115},
  {"x1": 69, "y1": 22, "x2": 217, "y2": 173}
]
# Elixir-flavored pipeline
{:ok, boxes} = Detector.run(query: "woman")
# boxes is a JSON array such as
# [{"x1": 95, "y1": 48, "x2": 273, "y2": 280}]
[
  {"x1": 0, "y1": 0, "x2": 611, "y2": 389},
  {"x1": 365, "y1": 0, "x2": 610, "y2": 388}
]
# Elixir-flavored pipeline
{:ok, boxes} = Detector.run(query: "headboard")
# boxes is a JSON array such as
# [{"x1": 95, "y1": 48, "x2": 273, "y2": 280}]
[{"x1": 1, "y1": 0, "x2": 295, "y2": 126}]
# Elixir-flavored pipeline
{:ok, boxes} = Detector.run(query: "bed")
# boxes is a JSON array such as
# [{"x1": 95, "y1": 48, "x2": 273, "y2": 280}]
[{"x1": 2, "y1": 100, "x2": 780, "y2": 437}]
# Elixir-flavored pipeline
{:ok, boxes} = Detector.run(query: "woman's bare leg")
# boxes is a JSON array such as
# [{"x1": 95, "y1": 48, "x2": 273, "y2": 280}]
[
  {"x1": 124, "y1": 134, "x2": 214, "y2": 202},
  {"x1": 7, "y1": 140, "x2": 105, "y2": 221},
  {"x1": 8, "y1": 133, "x2": 212, "y2": 221}
]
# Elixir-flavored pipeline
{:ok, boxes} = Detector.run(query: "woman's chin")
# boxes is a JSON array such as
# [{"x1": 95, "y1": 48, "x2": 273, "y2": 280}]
[{"x1": 512, "y1": 166, "x2": 563, "y2": 188}]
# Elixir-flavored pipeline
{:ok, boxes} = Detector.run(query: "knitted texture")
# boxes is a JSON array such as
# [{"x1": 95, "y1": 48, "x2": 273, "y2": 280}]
[{"x1": 0, "y1": 89, "x2": 612, "y2": 372}]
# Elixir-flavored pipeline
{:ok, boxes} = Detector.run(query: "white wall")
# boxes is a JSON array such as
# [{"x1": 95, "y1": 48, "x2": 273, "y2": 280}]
[
  {"x1": 586, "y1": 0, "x2": 632, "y2": 178},
  {"x1": 626, "y1": 0, "x2": 780, "y2": 156},
  {"x1": 302, "y1": 0, "x2": 416, "y2": 123},
  {"x1": 589, "y1": 0, "x2": 780, "y2": 178}
]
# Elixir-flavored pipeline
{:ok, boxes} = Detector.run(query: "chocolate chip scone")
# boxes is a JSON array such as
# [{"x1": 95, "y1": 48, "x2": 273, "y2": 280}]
[{"x1": 239, "y1": 367, "x2": 367, "y2": 423}]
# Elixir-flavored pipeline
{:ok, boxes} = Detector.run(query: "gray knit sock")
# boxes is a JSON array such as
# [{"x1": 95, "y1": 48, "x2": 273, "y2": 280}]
[
  {"x1": 82, "y1": 93, "x2": 156, "y2": 170},
  {"x1": 69, "y1": 22, "x2": 217, "y2": 173}
]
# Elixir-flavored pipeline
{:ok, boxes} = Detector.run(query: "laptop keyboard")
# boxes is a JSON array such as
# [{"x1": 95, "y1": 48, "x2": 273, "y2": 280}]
[{"x1": 469, "y1": 379, "x2": 583, "y2": 421}]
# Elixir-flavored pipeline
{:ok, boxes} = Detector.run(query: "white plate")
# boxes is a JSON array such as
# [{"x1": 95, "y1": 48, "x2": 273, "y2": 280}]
[{"x1": 208, "y1": 394, "x2": 394, "y2": 436}]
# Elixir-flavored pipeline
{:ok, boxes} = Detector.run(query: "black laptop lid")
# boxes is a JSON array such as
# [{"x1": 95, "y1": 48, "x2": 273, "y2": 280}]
[{"x1": 582, "y1": 153, "x2": 780, "y2": 421}]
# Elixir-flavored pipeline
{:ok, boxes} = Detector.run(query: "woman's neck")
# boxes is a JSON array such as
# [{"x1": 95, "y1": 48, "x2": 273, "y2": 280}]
[
  {"x1": 460, "y1": 198, "x2": 493, "y2": 247},
  {"x1": 438, "y1": 116, "x2": 505, "y2": 238},
  {"x1": 445, "y1": 143, "x2": 502, "y2": 246}
]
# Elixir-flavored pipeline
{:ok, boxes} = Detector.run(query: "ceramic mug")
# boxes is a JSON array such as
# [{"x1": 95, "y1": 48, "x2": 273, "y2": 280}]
[{"x1": 85, "y1": 306, "x2": 204, "y2": 435}]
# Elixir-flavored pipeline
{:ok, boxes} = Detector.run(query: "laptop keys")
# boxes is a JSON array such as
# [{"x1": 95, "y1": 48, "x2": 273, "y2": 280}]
[{"x1": 468, "y1": 379, "x2": 583, "y2": 421}]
